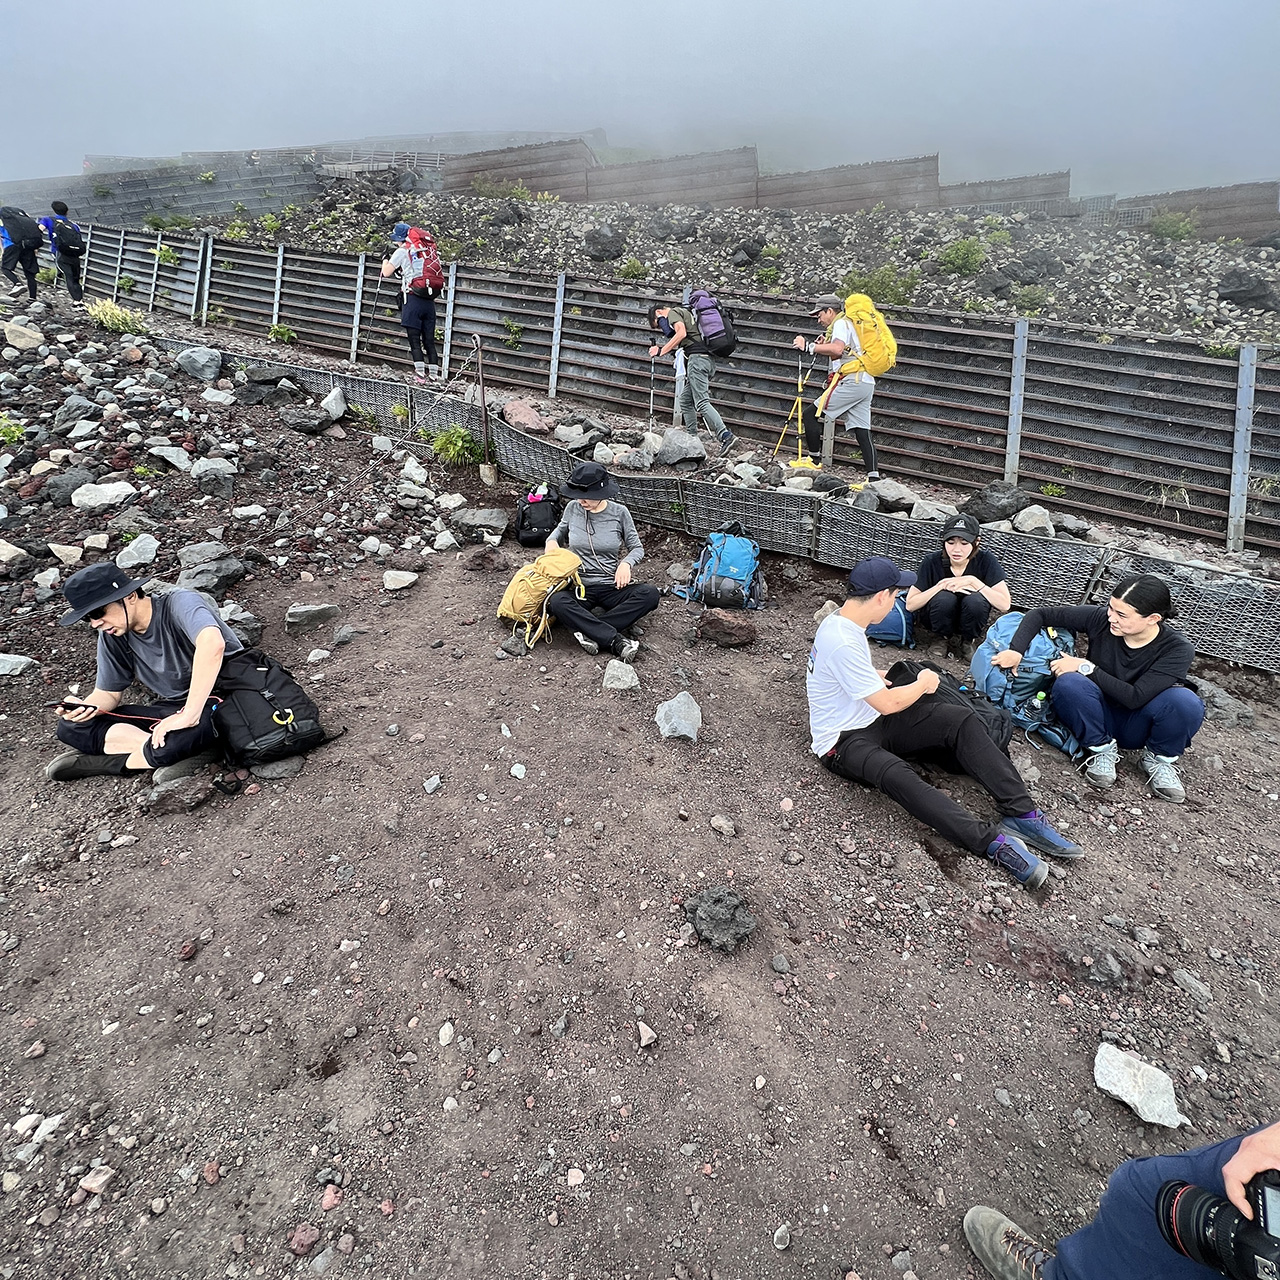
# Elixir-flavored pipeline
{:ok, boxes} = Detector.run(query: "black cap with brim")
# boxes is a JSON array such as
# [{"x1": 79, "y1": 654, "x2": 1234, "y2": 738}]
[
  {"x1": 58, "y1": 563, "x2": 150, "y2": 626},
  {"x1": 560, "y1": 461, "x2": 620, "y2": 501},
  {"x1": 847, "y1": 555, "x2": 916, "y2": 595}
]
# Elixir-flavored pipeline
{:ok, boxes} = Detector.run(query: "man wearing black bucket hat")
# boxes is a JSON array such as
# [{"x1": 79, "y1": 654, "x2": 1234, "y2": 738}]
[
  {"x1": 44, "y1": 564, "x2": 241, "y2": 782},
  {"x1": 807, "y1": 556, "x2": 1082, "y2": 888},
  {"x1": 544, "y1": 462, "x2": 659, "y2": 662}
]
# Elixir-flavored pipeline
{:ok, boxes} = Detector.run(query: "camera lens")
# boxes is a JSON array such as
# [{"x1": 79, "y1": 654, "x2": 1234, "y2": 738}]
[{"x1": 1157, "y1": 1180, "x2": 1228, "y2": 1268}]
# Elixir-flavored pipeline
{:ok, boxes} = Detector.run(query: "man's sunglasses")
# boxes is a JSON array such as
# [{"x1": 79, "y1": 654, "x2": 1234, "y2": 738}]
[{"x1": 85, "y1": 605, "x2": 109, "y2": 622}]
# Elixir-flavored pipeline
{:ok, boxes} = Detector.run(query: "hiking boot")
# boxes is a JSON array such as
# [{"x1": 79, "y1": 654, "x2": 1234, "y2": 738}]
[
  {"x1": 716, "y1": 431, "x2": 738, "y2": 458},
  {"x1": 612, "y1": 636, "x2": 640, "y2": 663},
  {"x1": 985, "y1": 833, "x2": 1048, "y2": 889},
  {"x1": 152, "y1": 750, "x2": 220, "y2": 786},
  {"x1": 963, "y1": 1206, "x2": 1055, "y2": 1280},
  {"x1": 44, "y1": 752, "x2": 136, "y2": 782},
  {"x1": 999, "y1": 809, "x2": 1084, "y2": 860},
  {"x1": 866, "y1": 471, "x2": 881, "y2": 482},
  {"x1": 428, "y1": 365, "x2": 441, "y2": 382},
  {"x1": 1141, "y1": 749, "x2": 1186, "y2": 803},
  {"x1": 573, "y1": 631, "x2": 599, "y2": 656},
  {"x1": 1082, "y1": 738, "x2": 1119, "y2": 789},
  {"x1": 961, "y1": 637, "x2": 980, "y2": 664}
]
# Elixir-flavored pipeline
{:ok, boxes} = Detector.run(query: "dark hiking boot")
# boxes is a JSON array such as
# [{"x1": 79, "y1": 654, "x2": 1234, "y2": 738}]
[
  {"x1": 612, "y1": 636, "x2": 640, "y2": 663},
  {"x1": 573, "y1": 631, "x2": 599, "y2": 656},
  {"x1": 44, "y1": 752, "x2": 138, "y2": 783},
  {"x1": 985, "y1": 833, "x2": 1048, "y2": 889},
  {"x1": 963, "y1": 1205, "x2": 1055, "y2": 1279},
  {"x1": 152, "y1": 750, "x2": 220, "y2": 786},
  {"x1": 998, "y1": 809, "x2": 1084, "y2": 860}
]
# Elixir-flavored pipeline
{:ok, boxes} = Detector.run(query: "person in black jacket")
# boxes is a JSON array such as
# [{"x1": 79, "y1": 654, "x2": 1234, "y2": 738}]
[
  {"x1": 990, "y1": 574, "x2": 1205, "y2": 803},
  {"x1": 906, "y1": 514, "x2": 1012, "y2": 661}
]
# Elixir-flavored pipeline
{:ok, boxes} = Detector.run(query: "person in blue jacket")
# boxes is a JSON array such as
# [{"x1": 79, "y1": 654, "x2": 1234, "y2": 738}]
[{"x1": 38, "y1": 201, "x2": 84, "y2": 302}]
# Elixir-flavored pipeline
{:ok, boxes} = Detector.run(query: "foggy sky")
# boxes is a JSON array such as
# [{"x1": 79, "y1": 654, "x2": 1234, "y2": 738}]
[{"x1": 6, "y1": 0, "x2": 1278, "y2": 198}]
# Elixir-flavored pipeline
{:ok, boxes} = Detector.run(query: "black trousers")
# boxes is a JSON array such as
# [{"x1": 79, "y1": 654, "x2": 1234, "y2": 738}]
[
  {"x1": 820, "y1": 698, "x2": 1033, "y2": 854},
  {"x1": 2, "y1": 244, "x2": 38, "y2": 298},
  {"x1": 55, "y1": 698, "x2": 221, "y2": 768},
  {"x1": 56, "y1": 252, "x2": 83, "y2": 301},
  {"x1": 925, "y1": 589, "x2": 992, "y2": 640},
  {"x1": 546, "y1": 580, "x2": 660, "y2": 649},
  {"x1": 401, "y1": 292, "x2": 437, "y2": 367},
  {"x1": 801, "y1": 401, "x2": 877, "y2": 473}
]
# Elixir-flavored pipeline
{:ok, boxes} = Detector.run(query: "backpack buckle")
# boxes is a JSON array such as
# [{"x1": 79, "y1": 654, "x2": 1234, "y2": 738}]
[{"x1": 272, "y1": 709, "x2": 295, "y2": 726}]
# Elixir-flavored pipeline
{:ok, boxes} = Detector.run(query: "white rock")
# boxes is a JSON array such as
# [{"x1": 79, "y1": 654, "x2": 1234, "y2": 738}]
[
  {"x1": 0, "y1": 654, "x2": 37, "y2": 677},
  {"x1": 603, "y1": 659, "x2": 640, "y2": 691},
  {"x1": 383, "y1": 570, "x2": 419, "y2": 591},
  {"x1": 83, "y1": 533, "x2": 110, "y2": 551},
  {"x1": 33, "y1": 568, "x2": 59, "y2": 589},
  {"x1": 307, "y1": 649, "x2": 330, "y2": 663},
  {"x1": 637, "y1": 1021, "x2": 658, "y2": 1048},
  {"x1": 48, "y1": 543, "x2": 83, "y2": 565},
  {"x1": 320, "y1": 386, "x2": 347, "y2": 421},
  {"x1": 0, "y1": 539, "x2": 28, "y2": 564},
  {"x1": 403, "y1": 455, "x2": 429, "y2": 485},
  {"x1": 566, "y1": 1168, "x2": 585, "y2": 1187},
  {"x1": 436, "y1": 493, "x2": 467, "y2": 511},
  {"x1": 30, "y1": 458, "x2": 60, "y2": 476},
  {"x1": 433, "y1": 530, "x2": 459, "y2": 551},
  {"x1": 655, "y1": 692, "x2": 702, "y2": 741},
  {"x1": 1013, "y1": 504, "x2": 1055, "y2": 537},
  {"x1": 1093, "y1": 1042, "x2": 1188, "y2": 1127},
  {"x1": 115, "y1": 533, "x2": 159, "y2": 570},
  {"x1": 200, "y1": 388, "x2": 236, "y2": 406},
  {"x1": 232, "y1": 504, "x2": 267, "y2": 519},
  {"x1": 510, "y1": 762, "x2": 526, "y2": 779},
  {"x1": 148, "y1": 445, "x2": 192, "y2": 472},
  {"x1": 71, "y1": 481, "x2": 137, "y2": 513},
  {"x1": 439, "y1": 1021, "x2": 455, "y2": 1046},
  {"x1": 371, "y1": 435, "x2": 394, "y2": 454}
]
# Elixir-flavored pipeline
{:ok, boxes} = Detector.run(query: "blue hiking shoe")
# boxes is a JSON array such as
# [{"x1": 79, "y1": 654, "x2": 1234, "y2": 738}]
[
  {"x1": 985, "y1": 833, "x2": 1048, "y2": 889},
  {"x1": 998, "y1": 809, "x2": 1084, "y2": 860}
]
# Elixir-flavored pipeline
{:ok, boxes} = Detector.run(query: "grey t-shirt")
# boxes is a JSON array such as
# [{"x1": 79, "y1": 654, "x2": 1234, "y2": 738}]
[
  {"x1": 96, "y1": 590, "x2": 242, "y2": 701},
  {"x1": 549, "y1": 501, "x2": 644, "y2": 582}
]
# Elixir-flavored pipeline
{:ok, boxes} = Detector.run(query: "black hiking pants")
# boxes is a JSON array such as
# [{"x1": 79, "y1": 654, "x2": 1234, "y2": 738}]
[
  {"x1": 2, "y1": 244, "x2": 38, "y2": 299},
  {"x1": 57, "y1": 252, "x2": 83, "y2": 301},
  {"x1": 546, "y1": 579, "x2": 660, "y2": 650},
  {"x1": 401, "y1": 292, "x2": 437, "y2": 368},
  {"x1": 801, "y1": 401, "x2": 877, "y2": 473},
  {"x1": 820, "y1": 698, "x2": 1033, "y2": 854},
  {"x1": 925, "y1": 589, "x2": 992, "y2": 641}
]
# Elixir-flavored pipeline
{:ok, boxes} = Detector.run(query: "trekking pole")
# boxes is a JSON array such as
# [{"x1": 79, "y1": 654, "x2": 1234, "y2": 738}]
[
  {"x1": 772, "y1": 352, "x2": 815, "y2": 460},
  {"x1": 648, "y1": 358, "x2": 656, "y2": 429},
  {"x1": 473, "y1": 334, "x2": 497, "y2": 486},
  {"x1": 358, "y1": 267, "x2": 384, "y2": 359}
]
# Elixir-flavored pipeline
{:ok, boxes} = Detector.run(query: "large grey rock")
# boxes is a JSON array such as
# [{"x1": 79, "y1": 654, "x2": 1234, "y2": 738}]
[
  {"x1": 961, "y1": 481, "x2": 1033, "y2": 523},
  {"x1": 684, "y1": 886, "x2": 757, "y2": 953},
  {"x1": 245, "y1": 364, "x2": 287, "y2": 383},
  {"x1": 602, "y1": 660, "x2": 640, "y2": 691},
  {"x1": 451, "y1": 509, "x2": 509, "y2": 542},
  {"x1": 402, "y1": 455, "x2": 429, "y2": 486},
  {"x1": 190, "y1": 457, "x2": 236, "y2": 499},
  {"x1": 867, "y1": 478, "x2": 919, "y2": 513},
  {"x1": 178, "y1": 540, "x2": 230, "y2": 568},
  {"x1": 53, "y1": 396, "x2": 96, "y2": 431},
  {"x1": 71, "y1": 481, "x2": 137, "y2": 513},
  {"x1": 654, "y1": 429, "x2": 707, "y2": 465},
  {"x1": 909, "y1": 499, "x2": 958, "y2": 522},
  {"x1": 201, "y1": 388, "x2": 236, "y2": 407},
  {"x1": 175, "y1": 347, "x2": 222, "y2": 381},
  {"x1": 147, "y1": 446, "x2": 192, "y2": 472},
  {"x1": 285, "y1": 602, "x2": 340, "y2": 633},
  {"x1": 1188, "y1": 676, "x2": 1255, "y2": 729},
  {"x1": 383, "y1": 570, "x2": 419, "y2": 591},
  {"x1": 1216, "y1": 268, "x2": 1279, "y2": 312},
  {"x1": 0, "y1": 654, "x2": 36, "y2": 677},
  {"x1": 3, "y1": 323, "x2": 42, "y2": 352},
  {"x1": 614, "y1": 448, "x2": 653, "y2": 471},
  {"x1": 655, "y1": 691, "x2": 702, "y2": 741},
  {"x1": 42, "y1": 466, "x2": 96, "y2": 507},
  {"x1": 1093, "y1": 1043, "x2": 1188, "y2": 1127},
  {"x1": 115, "y1": 534, "x2": 160, "y2": 570},
  {"x1": 1013, "y1": 504, "x2": 1055, "y2": 537},
  {"x1": 320, "y1": 387, "x2": 347, "y2": 421},
  {"x1": 584, "y1": 224, "x2": 626, "y2": 262},
  {"x1": 278, "y1": 407, "x2": 331, "y2": 435},
  {"x1": 175, "y1": 557, "x2": 247, "y2": 595},
  {"x1": 251, "y1": 756, "x2": 305, "y2": 780},
  {"x1": 143, "y1": 773, "x2": 216, "y2": 814},
  {"x1": 1171, "y1": 968, "x2": 1213, "y2": 1006}
]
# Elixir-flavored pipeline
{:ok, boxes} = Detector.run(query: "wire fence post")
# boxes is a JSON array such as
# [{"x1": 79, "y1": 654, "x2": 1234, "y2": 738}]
[
  {"x1": 441, "y1": 262, "x2": 458, "y2": 380},
  {"x1": 349, "y1": 253, "x2": 366, "y2": 363},
  {"x1": 270, "y1": 243, "x2": 285, "y2": 327},
  {"x1": 82, "y1": 225, "x2": 95, "y2": 298},
  {"x1": 1004, "y1": 317, "x2": 1029, "y2": 484},
  {"x1": 110, "y1": 229, "x2": 126, "y2": 303},
  {"x1": 199, "y1": 235, "x2": 215, "y2": 325},
  {"x1": 147, "y1": 231, "x2": 162, "y2": 311},
  {"x1": 1226, "y1": 344, "x2": 1258, "y2": 553},
  {"x1": 189, "y1": 235, "x2": 207, "y2": 322},
  {"x1": 548, "y1": 272, "x2": 566, "y2": 397}
]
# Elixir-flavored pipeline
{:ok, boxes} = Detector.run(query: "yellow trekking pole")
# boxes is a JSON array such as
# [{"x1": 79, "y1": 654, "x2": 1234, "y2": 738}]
[{"x1": 772, "y1": 353, "x2": 821, "y2": 468}]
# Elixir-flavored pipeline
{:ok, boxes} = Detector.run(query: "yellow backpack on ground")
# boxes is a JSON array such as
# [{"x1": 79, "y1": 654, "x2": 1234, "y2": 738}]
[
  {"x1": 497, "y1": 547, "x2": 585, "y2": 647},
  {"x1": 837, "y1": 292, "x2": 898, "y2": 377}
]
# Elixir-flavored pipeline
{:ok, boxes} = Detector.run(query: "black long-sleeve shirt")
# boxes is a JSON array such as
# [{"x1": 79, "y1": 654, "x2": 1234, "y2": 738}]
[{"x1": 1010, "y1": 605, "x2": 1193, "y2": 711}]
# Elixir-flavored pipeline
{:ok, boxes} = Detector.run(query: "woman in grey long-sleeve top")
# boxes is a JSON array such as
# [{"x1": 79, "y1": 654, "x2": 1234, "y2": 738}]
[{"x1": 545, "y1": 462, "x2": 660, "y2": 662}]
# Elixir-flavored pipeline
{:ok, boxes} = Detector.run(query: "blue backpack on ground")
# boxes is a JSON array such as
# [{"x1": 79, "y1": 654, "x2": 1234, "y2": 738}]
[
  {"x1": 865, "y1": 591, "x2": 915, "y2": 648},
  {"x1": 677, "y1": 521, "x2": 763, "y2": 609},
  {"x1": 969, "y1": 611, "x2": 1081, "y2": 757}
]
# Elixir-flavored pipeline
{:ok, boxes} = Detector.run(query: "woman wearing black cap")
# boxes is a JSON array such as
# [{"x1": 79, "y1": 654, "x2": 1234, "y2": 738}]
[
  {"x1": 544, "y1": 462, "x2": 660, "y2": 661},
  {"x1": 906, "y1": 514, "x2": 1011, "y2": 661}
]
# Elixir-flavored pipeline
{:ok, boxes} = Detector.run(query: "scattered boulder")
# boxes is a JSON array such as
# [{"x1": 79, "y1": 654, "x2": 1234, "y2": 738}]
[
  {"x1": 584, "y1": 225, "x2": 627, "y2": 262},
  {"x1": 43, "y1": 467, "x2": 97, "y2": 507},
  {"x1": 450, "y1": 509, "x2": 509, "y2": 542},
  {"x1": 175, "y1": 557, "x2": 247, "y2": 595},
  {"x1": 175, "y1": 347, "x2": 223, "y2": 381},
  {"x1": 1188, "y1": 676, "x2": 1255, "y2": 729},
  {"x1": 1092, "y1": 1043, "x2": 1187, "y2": 1127},
  {"x1": 0, "y1": 654, "x2": 37, "y2": 677},
  {"x1": 278, "y1": 407, "x2": 331, "y2": 435},
  {"x1": 320, "y1": 387, "x2": 347, "y2": 421},
  {"x1": 867, "y1": 477, "x2": 919, "y2": 513},
  {"x1": 1217, "y1": 268, "x2": 1279, "y2": 313},
  {"x1": 285, "y1": 603, "x2": 340, "y2": 633},
  {"x1": 115, "y1": 534, "x2": 160, "y2": 570},
  {"x1": 147, "y1": 446, "x2": 192, "y2": 472},
  {"x1": 70, "y1": 481, "x2": 137, "y2": 514},
  {"x1": 190, "y1": 457, "x2": 236, "y2": 499},
  {"x1": 383, "y1": 570, "x2": 419, "y2": 591},
  {"x1": 961, "y1": 480, "x2": 1033, "y2": 523},
  {"x1": 201, "y1": 388, "x2": 236, "y2": 407},
  {"x1": 602, "y1": 660, "x2": 640, "y2": 691},
  {"x1": 697, "y1": 609, "x2": 757, "y2": 647},
  {"x1": 655, "y1": 691, "x2": 702, "y2": 741},
  {"x1": 910, "y1": 498, "x2": 958, "y2": 522},
  {"x1": 502, "y1": 400, "x2": 551, "y2": 434},
  {"x1": 3, "y1": 323, "x2": 42, "y2": 352},
  {"x1": 654, "y1": 429, "x2": 707, "y2": 465},
  {"x1": 143, "y1": 773, "x2": 217, "y2": 814},
  {"x1": 178, "y1": 541, "x2": 230, "y2": 568},
  {"x1": 684, "y1": 886, "x2": 757, "y2": 953},
  {"x1": 53, "y1": 396, "x2": 96, "y2": 431},
  {"x1": 1012, "y1": 504, "x2": 1055, "y2": 537}
]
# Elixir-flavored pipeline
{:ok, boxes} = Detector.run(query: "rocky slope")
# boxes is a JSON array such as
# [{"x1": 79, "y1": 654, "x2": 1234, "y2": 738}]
[{"x1": 202, "y1": 171, "x2": 1280, "y2": 349}]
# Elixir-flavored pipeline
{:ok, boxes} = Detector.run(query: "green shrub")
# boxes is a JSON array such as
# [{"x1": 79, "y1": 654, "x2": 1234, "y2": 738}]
[
  {"x1": 143, "y1": 213, "x2": 194, "y2": 232},
  {"x1": 986, "y1": 229, "x2": 1012, "y2": 247},
  {"x1": 149, "y1": 245, "x2": 182, "y2": 267},
  {"x1": 839, "y1": 264, "x2": 920, "y2": 307},
  {"x1": 501, "y1": 317, "x2": 523, "y2": 350},
  {"x1": 617, "y1": 257, "x2": 648, "y2": 280},
  {"x1": 391, "y1": 403, "x2": 410, "y2": 423},
  {"x1": 1013, "y1": 285, "x2": 1049, "y2": 313},
  {"x1": 1147, "y1": 208, "x2": 1197, "y2": 240},
  {"x1": 224, "y1": 220, "x2": 250, "y2": 240},
  {"x1": 436, "y1": 236, "x2": 462, "y2": 260},
  {"x1": 133, "y1": 464, "x2": 156, "y2": 479},
  {"x1": 1039, "y1": 482, "x2": 1067, "y2": 498},
  {"x1": 268, "y1": 323, "x2": 297, "y2": 344},
  {"x1": 755, "y1": 265, "x2": 780, "y2": 286},
  {"x1": 0, "y1": 416, "x2": 24, "y2": 445},
  {"x1": 219, "y1": 259, "x2": 235, "y2": 271},
  {"x1": 471, "y1": 174, "x2": 533, "y2": 200},
  {"x1": 198, "y1": 171, "x2": 216, "y2": 183},
  {"x1": 430, "y1": 425, "x2": 482, "y2": 466},
  {"x1": 233, "y1": 201, "x2": 247, "y2": 214},
  {"x1": 91, "y1": 182, "x2": 112, "y2": 198},
  {"x1": 760, "y1": 244, "x2": 782, "y2": 259},
  {"x1": 260, "y1": 213, "x2": 283, "y2": 236},
  {"x1": 1204, "y1": 342, "x2": 1240, "y2": 359},
  {"x1": 936, "y1": 237, "x2": 986, "y2": 275},
  {"x1": 117, "y1": 274, "x2": 137, "y2": 294},
  {"x1": 87, "y1": 299, "x2": 148, "y2": 334},
  {"x1": 348, "y1": 405, "x2": 377, "y2": 427},
  {"x1": 36, "y1": 267, "x2": 56, "y2": 284}
]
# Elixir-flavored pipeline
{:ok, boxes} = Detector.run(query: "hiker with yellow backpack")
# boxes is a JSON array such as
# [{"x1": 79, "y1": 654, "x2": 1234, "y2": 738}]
[{"x1": 792, "y1": 291, "x2": 897, "y2": 477}]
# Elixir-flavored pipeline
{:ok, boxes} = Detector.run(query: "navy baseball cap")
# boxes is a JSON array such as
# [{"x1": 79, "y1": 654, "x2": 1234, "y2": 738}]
[
  {"x1": 847, "y1": 556, "x2": 916, "y2": 594},
  {"x1": 391, "y1": 222, "x2": 411, "y2": 242}
]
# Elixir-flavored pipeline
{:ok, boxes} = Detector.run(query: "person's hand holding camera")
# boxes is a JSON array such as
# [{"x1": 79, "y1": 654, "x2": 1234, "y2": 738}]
[{"x1": 1224, "y1": 1121, "x2": 1280, "y2": 1218}]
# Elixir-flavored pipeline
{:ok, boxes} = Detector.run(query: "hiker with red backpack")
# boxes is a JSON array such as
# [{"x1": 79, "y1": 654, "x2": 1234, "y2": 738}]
[
  {"x1": 38, "y1": 201, "x2": 85, "y2": 302},
  {"x1": 380, "y1": 221, "x2": 445, "y2": 382},
  {"x1": 793, "y1": 291, "x2": 897, "y2": 479}
]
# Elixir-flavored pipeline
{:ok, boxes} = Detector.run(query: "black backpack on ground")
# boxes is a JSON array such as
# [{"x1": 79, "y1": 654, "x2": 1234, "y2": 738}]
[
  {"x1": 886, "y1": 657, "x2": 1013, "y2": 757},
  {"x1": 0, "y1": 208, "x2": 44, "y2": 252},
  {"x1": 514, "y1": 485, "x2": 562, "y2": 548},
  {"x1": 49, "y1": 217, "x2": 84, "y2": 257},
  {"x1": 213, "y1": 648, "x2": 327, "y2": 767}
]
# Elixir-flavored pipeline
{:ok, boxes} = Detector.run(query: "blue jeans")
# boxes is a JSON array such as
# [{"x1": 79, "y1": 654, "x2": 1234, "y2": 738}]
[
  {"x1": 1050, "y1": 1131, "x2": 1247, "y2": 1280},
  {"x1": 1051, "y1": 673, "x2": 1205, "y2": 757}
]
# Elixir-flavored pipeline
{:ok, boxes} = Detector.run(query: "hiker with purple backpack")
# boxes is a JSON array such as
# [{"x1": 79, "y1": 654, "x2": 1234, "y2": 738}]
[{"x1": 646, "y1": 295, "x2": 737, "y2": 457}]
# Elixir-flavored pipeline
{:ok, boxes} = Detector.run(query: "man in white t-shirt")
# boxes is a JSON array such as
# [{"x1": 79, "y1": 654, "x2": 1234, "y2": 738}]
[
  {"x1": 793, "y1": 293, "x2": 879, "y2": 478},
  {"x1": 807, "y1": 556, "x2": 1083, "y2": 888}
]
